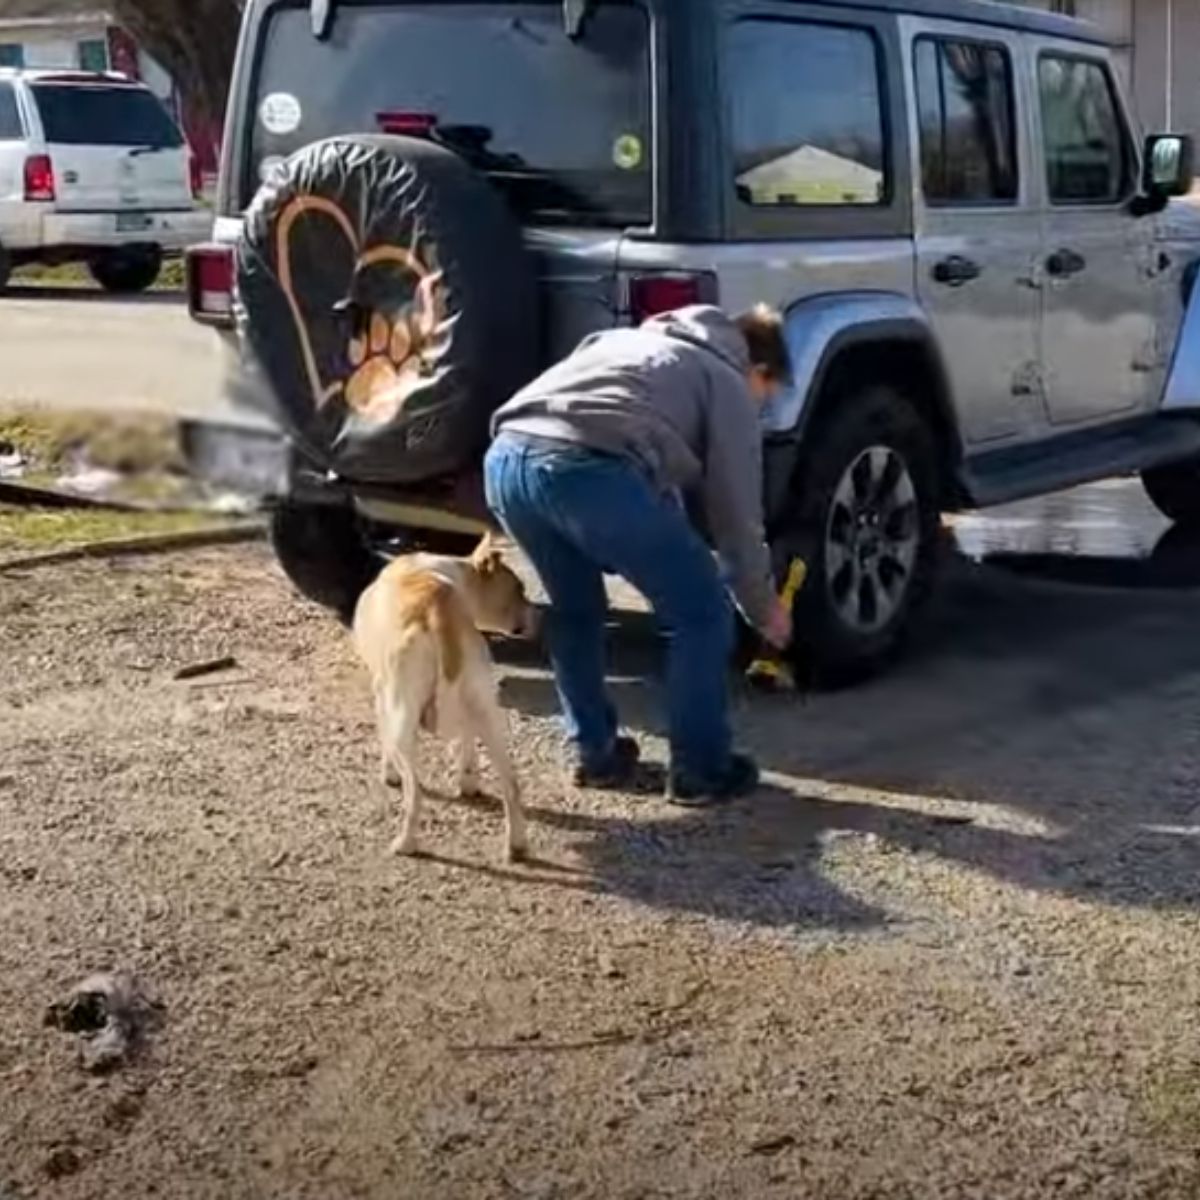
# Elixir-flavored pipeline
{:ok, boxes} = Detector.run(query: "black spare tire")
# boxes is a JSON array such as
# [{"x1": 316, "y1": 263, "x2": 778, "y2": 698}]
[{"x1": 238, "y1": 135, "x2": 539, "y2": 484}]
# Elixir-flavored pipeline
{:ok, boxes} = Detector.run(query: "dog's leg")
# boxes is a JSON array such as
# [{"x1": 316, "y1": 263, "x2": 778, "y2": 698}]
[
  {"x1": 375, "y1": 689, "x2": 403, "y2": 788},
  {"x1": 455, "y1": 737, "x2": 482, "y2": 798},
  {"x1": 382, "y1": 701, "x2": 424, "y2": 857},
  {"x1": 470, "y1": 697, "x2": 527, "y2": 864}
]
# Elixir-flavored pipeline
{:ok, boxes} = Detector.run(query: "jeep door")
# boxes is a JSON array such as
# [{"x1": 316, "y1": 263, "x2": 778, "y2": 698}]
[
  {"x1": 1028, "y1": 40, "x2": 1160, "y2": 425},
  {"x1": 906, "y1": 17, "x2": 1043, "y2": 447}
]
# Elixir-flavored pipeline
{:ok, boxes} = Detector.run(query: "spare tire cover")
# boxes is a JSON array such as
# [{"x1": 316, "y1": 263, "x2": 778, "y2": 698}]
[{"x1": 238, "y1": 135, "x2": 539, "y2": 484}]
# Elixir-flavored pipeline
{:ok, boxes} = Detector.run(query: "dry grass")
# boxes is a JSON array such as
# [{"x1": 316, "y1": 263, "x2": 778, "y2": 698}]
[
  {"x1": 0, "y1": 406, "x2": 183, "y2": 475},
  {"x1": 12, "y1": 258, "x2": 186, "y2": 291},
  {"x1": 0, "y1": 504, "x2": 213, "y2": 555}
]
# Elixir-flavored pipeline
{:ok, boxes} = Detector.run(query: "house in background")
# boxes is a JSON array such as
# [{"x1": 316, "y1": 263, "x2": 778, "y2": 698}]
[
  {"x1": 1018, "y1": 0, "x2": 1200, "y2": 149},
  {"x1": 0, "y1": 0, "x2": 220, "y2": 177}
]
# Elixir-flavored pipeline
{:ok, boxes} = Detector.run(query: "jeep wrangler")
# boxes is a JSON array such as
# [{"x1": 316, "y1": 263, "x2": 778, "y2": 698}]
[{"x1": 186, "y1": 0, "x2": 1200, "y2": 680}]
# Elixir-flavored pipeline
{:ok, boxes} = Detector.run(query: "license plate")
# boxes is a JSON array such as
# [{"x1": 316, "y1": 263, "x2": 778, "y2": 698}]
[{"x1": 116, "y1": 212, "x2": 152, "y2": 233}]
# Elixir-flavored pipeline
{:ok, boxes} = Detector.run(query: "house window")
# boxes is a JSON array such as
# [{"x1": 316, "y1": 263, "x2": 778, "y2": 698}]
[
  {"x1": 78, "y1": 38, "x2": 108, "y2": 73},
  {"x1": 0, "y1": 44, "x2": 25, "y2": 68}
]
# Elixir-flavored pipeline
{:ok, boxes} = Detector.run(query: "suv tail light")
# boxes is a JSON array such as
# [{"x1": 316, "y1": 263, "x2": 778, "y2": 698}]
[
  {"x1": 628, "y1": 272, "x2": 719, "y2": 325},
  {"x1": 187, "y1": 243, "x2": 235, "y2": 328},
  {"x1": 24, "y1": 155, "x2": 55, "y2": 202},
  {"x1": 188, "y1": 147, "x2": 203, "y2": 199}
]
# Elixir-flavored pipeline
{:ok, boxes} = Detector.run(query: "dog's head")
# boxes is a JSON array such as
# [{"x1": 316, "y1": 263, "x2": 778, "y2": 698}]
[{"x1": 465, "y1": 533, "x2": 540, "y2": 639}]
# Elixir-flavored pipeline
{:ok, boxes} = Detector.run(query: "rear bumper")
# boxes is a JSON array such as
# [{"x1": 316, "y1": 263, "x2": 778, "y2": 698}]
[{"x1": 21, "y1": 207, "x2": 211, "y2": 254}]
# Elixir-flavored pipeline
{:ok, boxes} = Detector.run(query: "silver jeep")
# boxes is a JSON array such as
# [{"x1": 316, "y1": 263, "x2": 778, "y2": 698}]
[{"x1": 187, "y1": 0, "x2": 1200, "y2": 680}]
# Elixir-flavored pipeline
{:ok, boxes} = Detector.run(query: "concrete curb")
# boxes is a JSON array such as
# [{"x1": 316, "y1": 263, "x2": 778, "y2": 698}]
[{"x1": 0, "y1": 522, "x2": 266, "y2": 573}]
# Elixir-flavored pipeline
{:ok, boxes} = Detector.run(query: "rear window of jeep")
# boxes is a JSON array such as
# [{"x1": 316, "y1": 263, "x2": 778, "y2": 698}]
[{"x1": 246, "y1": 2, "x2": 652, "y2": 228}]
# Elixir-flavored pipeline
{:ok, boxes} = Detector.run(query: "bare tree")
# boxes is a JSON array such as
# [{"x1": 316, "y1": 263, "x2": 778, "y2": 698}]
[{"x1": 109, "y1": 0, "x2": 242, "y2": 130}]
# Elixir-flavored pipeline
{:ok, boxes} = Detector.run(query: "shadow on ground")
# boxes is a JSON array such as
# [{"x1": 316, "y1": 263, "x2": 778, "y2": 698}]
[{"x1": 495, "y1": 539, "x2": 1200, "y2": 925}]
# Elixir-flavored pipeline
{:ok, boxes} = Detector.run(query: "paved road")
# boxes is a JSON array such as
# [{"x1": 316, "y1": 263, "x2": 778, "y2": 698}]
[{"x1": 0, "y1": 286, "x2": 264, "y2": 427}]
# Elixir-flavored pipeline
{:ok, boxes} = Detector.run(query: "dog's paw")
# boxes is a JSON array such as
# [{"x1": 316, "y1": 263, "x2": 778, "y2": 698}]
[
  {"x1": 345, "y1": 311, "x2": 429, "y2": 422},
  {"x1": 505, "y1": 839, "x2": 530, "y2": 865},
  {"x1": 382, "y1": 766, "x2": 404, "y2": 790},
  {"x1": 458, "y1": 771, "x2": 483, "y2": 798},
  {"x1": 390, "y1": 834, "x2": 422, "y2": 858}
]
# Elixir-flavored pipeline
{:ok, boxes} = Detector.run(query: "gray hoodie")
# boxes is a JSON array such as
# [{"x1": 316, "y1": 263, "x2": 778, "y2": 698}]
[{"x1": 491, "y1": 306, "x2": 775, "y2": 628}]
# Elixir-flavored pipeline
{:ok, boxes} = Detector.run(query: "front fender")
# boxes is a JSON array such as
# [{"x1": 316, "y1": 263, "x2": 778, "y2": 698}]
[{"x1": 760, "y1": 291, "x2": 942, "y2": 435}]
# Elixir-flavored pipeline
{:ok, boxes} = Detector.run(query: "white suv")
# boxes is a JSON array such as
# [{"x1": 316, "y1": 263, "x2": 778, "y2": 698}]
[{"x1": 0, "y1": 69, "x2": 209, "y2": 293}]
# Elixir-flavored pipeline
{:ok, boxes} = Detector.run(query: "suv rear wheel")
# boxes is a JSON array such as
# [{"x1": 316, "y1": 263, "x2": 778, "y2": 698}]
[
  {"x1": 269, "y1": 502, "x2": 382, "y2": 626},
  {"x1": 89, "y1": 247, "x2": 163, "y2": 294},
  {"x1": 783, "y1": 386, "x2": 941, "y2": 683},
  {"x1": 1142, "y1": 460, "x2": 1200, "y2": 527}
]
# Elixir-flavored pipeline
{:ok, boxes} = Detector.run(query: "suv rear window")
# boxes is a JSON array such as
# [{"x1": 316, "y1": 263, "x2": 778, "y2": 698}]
[
  {"x1": 246, "y1": 3, "x2": 652, "y2": 228},
  {"x1": 32, "y1": 83, "x2": 183, "y2": 148}
]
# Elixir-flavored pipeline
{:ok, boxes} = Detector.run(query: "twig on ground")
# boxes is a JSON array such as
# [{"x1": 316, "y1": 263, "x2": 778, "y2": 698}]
[{"x1": 173, "y1": 656, "x2": 238, "y2": 681}]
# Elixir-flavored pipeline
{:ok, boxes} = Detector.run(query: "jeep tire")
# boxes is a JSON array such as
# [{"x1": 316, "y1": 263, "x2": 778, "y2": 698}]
[
  {"x1": 269, "y1": 501, "x2": 382, "y2": 626},
  {"x1": 89, "y1": 247, "x2": 163, "y2": 294},
  {"x1": 782, "y1": 386, "x2": 941, "y2": 683},
  {"x1": 1142, "y1": 460, "x2": 1200, "y2": 527}
]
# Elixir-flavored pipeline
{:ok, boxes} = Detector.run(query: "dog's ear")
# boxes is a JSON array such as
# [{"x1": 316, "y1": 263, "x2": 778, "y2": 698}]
[{"x1": 471, "y1": 530, "x2": 505, "y2": 576}]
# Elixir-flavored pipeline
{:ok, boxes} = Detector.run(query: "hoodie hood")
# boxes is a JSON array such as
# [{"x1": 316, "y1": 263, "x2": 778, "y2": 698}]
[{"x1": 642, "y1": 305, "x2": 750, "y2": 376}]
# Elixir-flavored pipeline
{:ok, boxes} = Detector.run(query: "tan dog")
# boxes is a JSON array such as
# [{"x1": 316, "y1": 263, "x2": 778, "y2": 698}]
[{"x1": 352, "y1": 534, "x2": 537, "y2": 862}]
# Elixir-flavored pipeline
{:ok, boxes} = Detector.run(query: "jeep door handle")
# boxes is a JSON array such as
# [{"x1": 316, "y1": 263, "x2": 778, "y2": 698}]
[
  {"x1": 932, "y1": 255, "x2": 982, "y2": 287},
  {"x1": 1046, "y1": 248, "x2": 1087, "y2": 278}
]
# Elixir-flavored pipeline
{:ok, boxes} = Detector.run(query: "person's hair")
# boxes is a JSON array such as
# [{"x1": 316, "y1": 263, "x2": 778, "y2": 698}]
[{"x1": 735, "y1": 304, "x2": 792, "y2": 384}]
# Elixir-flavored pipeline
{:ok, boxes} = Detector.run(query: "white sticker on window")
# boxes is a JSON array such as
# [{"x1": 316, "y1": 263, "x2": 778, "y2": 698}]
[
  {"x1": 260, "y1": 93, "x2": 302, "y2": 136},
  {"x1": 613, "y1": 134, "x2": 644, "y2": 171}
]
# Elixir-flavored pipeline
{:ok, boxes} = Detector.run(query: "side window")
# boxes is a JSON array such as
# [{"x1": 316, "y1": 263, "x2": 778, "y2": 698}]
[
  {"x1": 729, "y1": 20, "x2": 887, "y2": 207},
  {"x1": 0, "y1": 45, "x2": 24, "y2": 69},
  {"x1": 914, "y1": 37, "x2": 1018, "y2": 205},
  {"x1": 0, "y1": 83, "x2": 22, "y2": 141},
  {"x1": 1039, "y1": 56, "x2": 1129, "y2": 204}
]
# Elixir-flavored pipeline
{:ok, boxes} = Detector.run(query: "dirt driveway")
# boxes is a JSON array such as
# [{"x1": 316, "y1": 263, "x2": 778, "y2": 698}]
[{"x1": 3, "y1": 543, "x2": 1200, "y2": 1199}]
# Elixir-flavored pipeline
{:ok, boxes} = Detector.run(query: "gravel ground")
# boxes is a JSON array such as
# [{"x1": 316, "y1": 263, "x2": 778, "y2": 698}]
[{"x1": 3, "y1": 544, "x2": 1200, "y2": 1199}]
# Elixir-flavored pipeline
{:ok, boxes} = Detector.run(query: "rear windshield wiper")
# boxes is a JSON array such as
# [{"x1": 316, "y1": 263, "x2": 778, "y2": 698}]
[
  {"x1": 128, "y1": 144, "x2": 170, "y2": 157},
  {"x1": 311, "y1": 0, "x2": 335, "y2": 39},
  {"x1": 563, "y1": 0, "x2": 594, "y2": 38}
]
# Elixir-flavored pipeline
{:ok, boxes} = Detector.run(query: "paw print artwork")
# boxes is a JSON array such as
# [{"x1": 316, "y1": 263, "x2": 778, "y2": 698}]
[
  {"x1": 343, "y1": 297, "x2": 438, "y2": 422},
  {"x1": 273, "y1": 194, "x2": 448, "y2": 426}
]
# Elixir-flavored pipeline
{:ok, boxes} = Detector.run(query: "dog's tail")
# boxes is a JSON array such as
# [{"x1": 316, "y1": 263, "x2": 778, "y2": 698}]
[{"x1": 424, "y1": 587, "x2": 465, "y2": 685}]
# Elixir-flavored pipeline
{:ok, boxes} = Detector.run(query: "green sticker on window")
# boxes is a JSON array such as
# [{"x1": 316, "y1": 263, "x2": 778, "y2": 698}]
[{"x1": 613, "y1": 134, "x2": 644, "y2": 171}]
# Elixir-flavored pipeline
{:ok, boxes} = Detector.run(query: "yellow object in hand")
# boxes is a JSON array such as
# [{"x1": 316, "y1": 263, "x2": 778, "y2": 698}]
[
  {"x1": 778, "y1": 557, "x2": 808, "y2": 609},
  {"x1": 745, "y1": 557, "x2": 808, "y2": 693}
]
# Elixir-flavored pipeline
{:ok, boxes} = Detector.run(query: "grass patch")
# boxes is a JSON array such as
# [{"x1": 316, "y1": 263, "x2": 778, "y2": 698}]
[
  {"x1": 0, "y1": 407, "x2": 182, "y2": 475},
  {"x1": 0, "y1": 504, "x2": 215, "y2": 555},
  {"x1": 12, "y1": 258, "x2": 185, "y2": 291}
]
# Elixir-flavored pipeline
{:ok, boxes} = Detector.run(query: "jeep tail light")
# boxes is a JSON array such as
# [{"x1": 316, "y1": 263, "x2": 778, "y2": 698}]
[
  {"x1": 628, "y1": 272, "x2": 719, "y2": 325},
  {"x1": 188, "y1": 146, "x2": 203, "y2": 199},
  {"x1": 24, "y1": 154, "x2": 55, "y2": 202},
  {"x1": 187, "y1": 243, "x2": 235, "y2": 328},
  {"x1": 376, "y1": 111, "x2": 438, "y2": 137}
]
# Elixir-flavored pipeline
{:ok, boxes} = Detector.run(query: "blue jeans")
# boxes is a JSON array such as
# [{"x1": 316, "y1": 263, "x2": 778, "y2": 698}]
[{"x1": 484, "y1": 433, "x2": 734, "y2": 780}]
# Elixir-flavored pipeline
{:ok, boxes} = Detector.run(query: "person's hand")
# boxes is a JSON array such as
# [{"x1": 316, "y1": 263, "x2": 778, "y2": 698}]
[{"x1": 761, "y1": 598, "x2": 792, "y2": 650}]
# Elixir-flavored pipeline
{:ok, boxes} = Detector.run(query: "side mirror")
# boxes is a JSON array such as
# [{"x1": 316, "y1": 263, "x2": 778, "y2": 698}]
[{"x1": 1144, "y1": 133, "x2": 1194, "y2": 198}]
